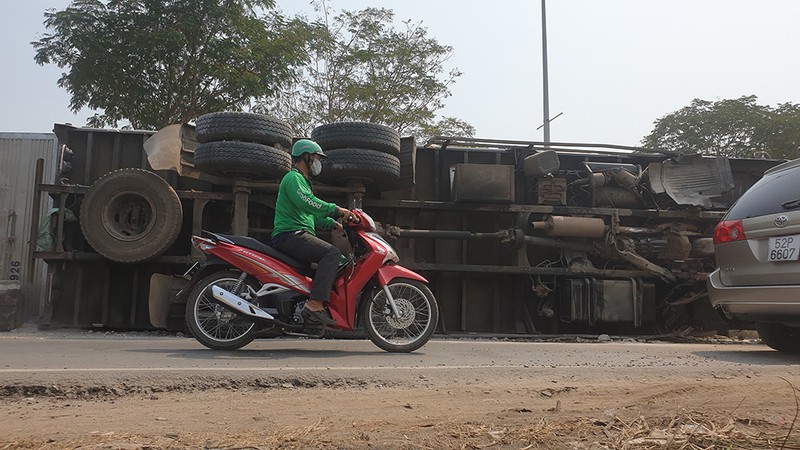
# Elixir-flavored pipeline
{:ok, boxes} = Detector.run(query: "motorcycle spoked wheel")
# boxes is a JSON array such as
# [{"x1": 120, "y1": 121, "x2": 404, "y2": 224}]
[
  {"x1": 185, "y1": 270, "x2": 260, "y2": 350},
  {"x1": 361, "y1": 278, "x2": 439, "y2": 353}
]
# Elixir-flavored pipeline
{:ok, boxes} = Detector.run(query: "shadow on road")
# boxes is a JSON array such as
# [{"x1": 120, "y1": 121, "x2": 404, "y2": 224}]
[
  {"x1": 124, "y1": 347, "x2": 404, "y2": 361},
  {"x1": 692, "y1": 349, "x2": 800, "y2": 366}
]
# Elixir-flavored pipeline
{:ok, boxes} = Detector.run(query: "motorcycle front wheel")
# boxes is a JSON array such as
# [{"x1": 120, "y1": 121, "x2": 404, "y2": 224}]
[
  {"x1": 185, "y1": 270, "x2": 259, "y2": 350},
  {"x1": 361, "y1": 278, "x2": 439, "y2": 353}
]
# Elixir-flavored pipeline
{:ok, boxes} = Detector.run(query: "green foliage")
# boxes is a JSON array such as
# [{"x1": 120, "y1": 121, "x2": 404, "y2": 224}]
[
  {"x1": 33, "y1": 0, "x2": 313, "y2": 129},
  {"x1": 415, "y1": 116, "x2": 476, "y2": 144},
  {"x1": 262, "y1": 2, "x2": 472, "y2": 137},
  {"x1": 642, "y1": 96, "x2": 800, "y2": 159},
  {"x1": 765, "y1": 103, "x2": 800, "y2": 160}
]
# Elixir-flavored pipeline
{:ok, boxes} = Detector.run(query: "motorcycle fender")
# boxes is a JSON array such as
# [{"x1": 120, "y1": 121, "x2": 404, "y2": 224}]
[
  {"x1": 375, "y1": 265, "x2": 428, "y2": 286},
  {"x1": 191, "y1": 257, "x2": 229, "y2": 281},
  {"x1": 174, "y1": 257, "x2": 230, "y2": 303}
]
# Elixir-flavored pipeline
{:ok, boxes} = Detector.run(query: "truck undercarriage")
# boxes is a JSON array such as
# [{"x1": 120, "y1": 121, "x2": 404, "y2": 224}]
[{"x1": 32, "y1": 123, "x2": 781, "y2": 335}]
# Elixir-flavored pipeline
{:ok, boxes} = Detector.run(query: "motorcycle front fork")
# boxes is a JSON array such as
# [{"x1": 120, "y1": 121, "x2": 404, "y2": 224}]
[{"x1": 381, "y1": 284, "x2": 402, "y2": 318}]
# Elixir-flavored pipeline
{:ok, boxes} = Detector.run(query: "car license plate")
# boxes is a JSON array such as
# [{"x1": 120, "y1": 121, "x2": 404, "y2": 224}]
[{"x1": 768, "y1": 235, "x2": 800, "y2": 262}]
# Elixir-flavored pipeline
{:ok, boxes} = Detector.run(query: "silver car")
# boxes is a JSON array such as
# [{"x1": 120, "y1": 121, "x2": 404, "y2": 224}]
[{"x1": 708, "y1": 158, "x2": 800, "y2": 353}]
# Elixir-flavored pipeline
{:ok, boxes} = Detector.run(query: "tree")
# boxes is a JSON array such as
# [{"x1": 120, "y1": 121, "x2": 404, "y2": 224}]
[
  {"x1": 33, "y1": 0, "x2": 314, "y2": 129},
  {"x1": 416, "y1": 117, "x2": 476, "y2": 144},
  {"x1": 642, "y1": 96, "x2": 800, "y2": 159},
  {"x1": 764, "y1": 102, "x2": 800, "y2": 160},
  {"x1": 261, "y1": 2, "x2": 473, "y2": 138}
]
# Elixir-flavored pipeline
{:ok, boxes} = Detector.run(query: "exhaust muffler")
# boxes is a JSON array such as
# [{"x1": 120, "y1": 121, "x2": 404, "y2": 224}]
[{"x1": 211, "y1": 286, "x2": 274, "y2": 321}]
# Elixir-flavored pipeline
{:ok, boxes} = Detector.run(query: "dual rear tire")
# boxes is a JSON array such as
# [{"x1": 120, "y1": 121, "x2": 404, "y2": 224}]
[
  {"x1": 311, "y1": 122, "x2": 402, "y2": 186},
  {"x1": 193, "y1": 111, "x2": 293, "y2": 180}
]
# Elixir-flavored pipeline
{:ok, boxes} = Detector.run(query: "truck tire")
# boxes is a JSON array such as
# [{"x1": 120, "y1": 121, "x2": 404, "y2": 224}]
[
  {"x1": 311, "y1": 122, "x2": 401, "y2": 156},
  {"x1": 79, "y1": 169, "x2": 183, "y2": 263},
  {"x1": 317, "y1": 147, "x2": 401, "y2": 186},
  {"x1": 195, "y1": 111, "x2": 293, "y2": 150},
  {"x1": 194, "y1": 141, "x2": 291, "y2": 180}
]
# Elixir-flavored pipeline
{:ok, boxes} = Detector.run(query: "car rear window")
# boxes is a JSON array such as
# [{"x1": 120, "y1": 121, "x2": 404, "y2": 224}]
[{"x1": 726, "y1": 167, "x2": 800, "y2": 220}]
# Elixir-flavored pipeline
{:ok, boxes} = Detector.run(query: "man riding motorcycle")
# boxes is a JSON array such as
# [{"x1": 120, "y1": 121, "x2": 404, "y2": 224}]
[{"x1": 270, "y1": 139, "x2": 353, "y2": 325}]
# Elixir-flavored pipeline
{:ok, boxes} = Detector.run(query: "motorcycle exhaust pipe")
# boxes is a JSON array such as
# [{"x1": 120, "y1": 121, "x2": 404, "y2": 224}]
[{"x1": 211, "y1": 286, "x2": 275, "y2": 321}]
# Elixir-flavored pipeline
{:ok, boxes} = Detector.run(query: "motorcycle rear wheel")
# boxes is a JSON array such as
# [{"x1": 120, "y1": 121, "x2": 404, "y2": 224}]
[
  {"x1": 362, "y1": 278, "x2": 439, "y2": 353},
  {"x1": 185, "y1": 270, "x2": 259, "y2": 350}
]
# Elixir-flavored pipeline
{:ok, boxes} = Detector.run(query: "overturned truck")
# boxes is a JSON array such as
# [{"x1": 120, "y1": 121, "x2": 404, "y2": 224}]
[{"x1": 33, "y1": 115, "x2": 781, "y2": 335}]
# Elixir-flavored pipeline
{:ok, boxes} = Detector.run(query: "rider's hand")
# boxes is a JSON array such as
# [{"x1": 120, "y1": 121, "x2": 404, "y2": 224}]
[{"x1": 337, "y1": 207, "x2": 354, "y2": 222}]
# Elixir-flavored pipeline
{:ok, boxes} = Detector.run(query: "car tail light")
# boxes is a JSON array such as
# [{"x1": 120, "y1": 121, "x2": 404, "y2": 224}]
[{"x1": 713, "y1": 220, "x2": 746, "y2": 245}]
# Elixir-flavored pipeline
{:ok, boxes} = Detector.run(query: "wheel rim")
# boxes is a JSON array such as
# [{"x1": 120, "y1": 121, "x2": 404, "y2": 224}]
[
  {"x1": 193, "y1": 278, "x2": 255, "y2": 343},
  {"x1": 367, "y1": 283, "x2": 432, "y2": 346},
  {"x1": 101, "y1": 191, "x2": 155, "y2": 241}
]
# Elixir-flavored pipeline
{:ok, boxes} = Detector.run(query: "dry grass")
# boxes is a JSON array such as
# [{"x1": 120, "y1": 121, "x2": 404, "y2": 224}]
[{"x1": 3, "y1": 412, "x2": 798, "y2": 450}]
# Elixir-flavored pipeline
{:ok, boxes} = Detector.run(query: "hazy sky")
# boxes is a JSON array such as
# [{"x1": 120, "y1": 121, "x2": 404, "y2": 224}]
[{"x1": 2, "y1": 0, "x2": 799, "y2": 147}]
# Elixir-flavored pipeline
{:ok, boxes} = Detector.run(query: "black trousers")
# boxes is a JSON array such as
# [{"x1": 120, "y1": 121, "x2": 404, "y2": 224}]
[{"x1": 273, "y1": 232, "x2": 341, "y2": 303}]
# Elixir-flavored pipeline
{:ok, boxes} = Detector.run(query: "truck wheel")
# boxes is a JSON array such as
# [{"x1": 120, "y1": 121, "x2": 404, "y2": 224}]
[
  {"x1": 756, "y1": 322, "x2": 800, "y2": 353},
  {"x1": 79, "y1": 169, "x2": 183, "y2": 263},
  {"x1": 194, "y1": 141, "x2": 291, "y2": 180},
  {"x1": 195, "y1": 111, "x2": 293, "y2": 149},
  {"x1": 316, "y1": 148, "x2": 401, "y2": 186},
  {"x1": 311, "y1": 122, "x2": 401, "y2": 156}
]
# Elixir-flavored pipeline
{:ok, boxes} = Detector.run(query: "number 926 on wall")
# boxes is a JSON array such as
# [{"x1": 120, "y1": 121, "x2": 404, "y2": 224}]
[{"x1": 768, "y1": 235, "x2": 800, "y2": 262}]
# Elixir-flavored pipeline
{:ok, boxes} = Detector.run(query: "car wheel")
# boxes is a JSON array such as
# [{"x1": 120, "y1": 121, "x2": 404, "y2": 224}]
[
  {"x1": 195, "y1": 111, "x2": 293, "y2": 149},
  {"x1": 756, "y1": 322, "x2": 800, "y2": 353},
  {"x1": 194, "y1": 141, "x2": 291, "y2": 180},
  {"x1": 311, "y1": 122, "x2": 401, "y2": 156},
  {"x1": 79, "y1": 169, "x2": 183, "y2": 263}
]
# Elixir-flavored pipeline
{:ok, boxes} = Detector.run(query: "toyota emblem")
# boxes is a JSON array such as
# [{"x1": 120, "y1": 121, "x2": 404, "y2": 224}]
[{"x1": 775, "y1": 215, "x2": 789, "y2": 228}]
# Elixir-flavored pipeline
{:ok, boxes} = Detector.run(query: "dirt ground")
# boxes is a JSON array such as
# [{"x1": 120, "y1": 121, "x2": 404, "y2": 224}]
[{"x1": 2, "y1": 369, "x2": 800, "y2": 449}]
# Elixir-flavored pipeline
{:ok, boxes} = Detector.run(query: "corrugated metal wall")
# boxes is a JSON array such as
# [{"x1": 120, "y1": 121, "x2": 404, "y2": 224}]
[{"x1": 0, "y1": 133, "x2": 57, "y2": 320}]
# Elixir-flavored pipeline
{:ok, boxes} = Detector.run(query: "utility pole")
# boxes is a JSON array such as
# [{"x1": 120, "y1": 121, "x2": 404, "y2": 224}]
[{"x1": 541, "y1": 0, "x2": 551, "y2": 147}]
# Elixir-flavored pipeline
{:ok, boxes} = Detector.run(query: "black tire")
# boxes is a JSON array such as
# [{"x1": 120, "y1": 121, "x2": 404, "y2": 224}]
[
  {"x1": 195, "y1": 111, "x2": 293, "y2": 149},
  {"x1": 79, "y1": 169, "x2": 182, "y2": 263},
  {"x1": 316, "y1": 148, "x2": 401, "y2": 186},
  {"x1": 194, "y1": 141, "x2": 291, "y2": 180},
  {"x1": 361, "y1": 278, "x2": 439, "y2": 353},
  {"x1": 756, "y1": 322, "x2": 800, "y2": 353},
  {"x1": 311, "y1": 122, "x2": 400, "y2": 156},
  {"x1": 185, "y1": 270, "x2": 258, "y2": 350}
]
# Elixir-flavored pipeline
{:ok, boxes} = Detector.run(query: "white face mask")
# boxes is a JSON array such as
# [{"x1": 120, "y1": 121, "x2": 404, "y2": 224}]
[{"x1": 310, "y1": 157, "x2": 322, "y2": 176}]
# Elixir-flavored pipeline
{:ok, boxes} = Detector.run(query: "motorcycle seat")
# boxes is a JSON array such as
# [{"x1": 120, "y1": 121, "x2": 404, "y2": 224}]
[{"x1": 216, "y1": 234, "x2": 310, "y2": 272}]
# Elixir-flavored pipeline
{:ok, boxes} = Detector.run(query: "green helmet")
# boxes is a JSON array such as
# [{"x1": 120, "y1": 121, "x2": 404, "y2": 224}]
[{"x1": 291, "y1": 139, "x2": 327, "y2": 157}]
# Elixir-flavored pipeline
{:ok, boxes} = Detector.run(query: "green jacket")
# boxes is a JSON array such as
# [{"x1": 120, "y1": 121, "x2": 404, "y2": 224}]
[{"x1": 272, "y1": 169, "x2": 337, "y2": 237}]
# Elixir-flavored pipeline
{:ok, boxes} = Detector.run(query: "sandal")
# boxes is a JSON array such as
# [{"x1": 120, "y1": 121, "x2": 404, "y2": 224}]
[{"x1": 301, "y1": 306, "x2": 337, "y2": 325}]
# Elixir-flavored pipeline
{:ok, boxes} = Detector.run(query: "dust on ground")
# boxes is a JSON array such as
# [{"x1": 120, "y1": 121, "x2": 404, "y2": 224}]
[{"x1": 1, "y1": 369, "x2": 799, "y2": 449}]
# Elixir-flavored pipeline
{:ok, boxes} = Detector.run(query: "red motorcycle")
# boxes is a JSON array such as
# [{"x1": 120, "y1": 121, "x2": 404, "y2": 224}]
[{"x1": 183, "y1": 209, "x2": 439, "y2": 353}]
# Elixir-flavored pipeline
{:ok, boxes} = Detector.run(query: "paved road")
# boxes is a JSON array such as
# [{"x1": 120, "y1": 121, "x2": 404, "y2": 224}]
[{"x1": 2, "y1": 329, "x2": 800, "y2": 387}]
